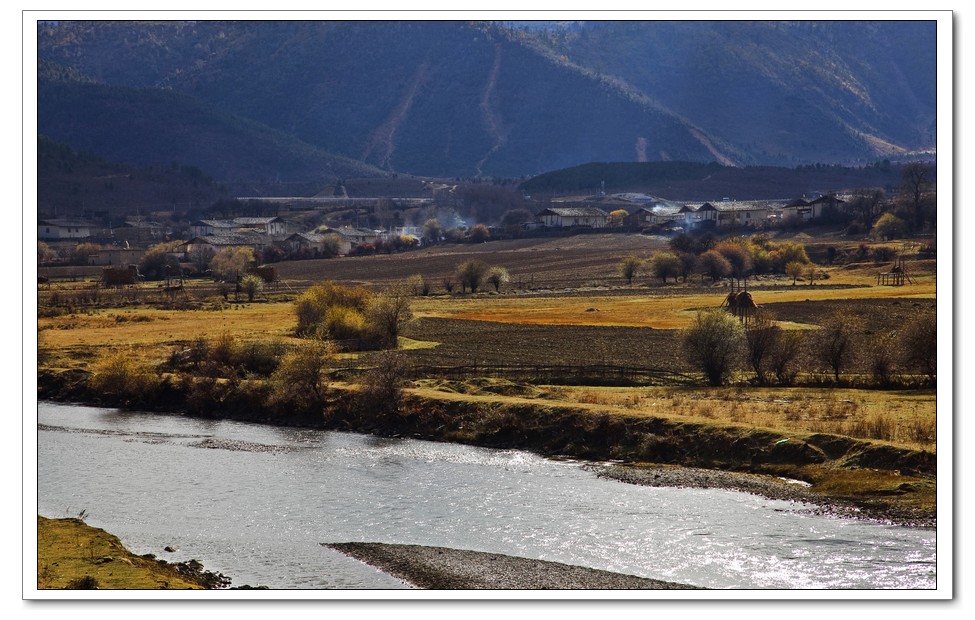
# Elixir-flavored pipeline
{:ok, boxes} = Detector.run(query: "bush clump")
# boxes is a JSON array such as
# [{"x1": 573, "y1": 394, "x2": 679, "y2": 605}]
[
  {"x1": 89, "y1": 352, "x2": 162, "y2": 402},
  {"x1": 294, "y1": 280, "x2": 413, "y2": 350},
  {"x1": 681, "y1": 310, "x2": 744, "y2": 386}
]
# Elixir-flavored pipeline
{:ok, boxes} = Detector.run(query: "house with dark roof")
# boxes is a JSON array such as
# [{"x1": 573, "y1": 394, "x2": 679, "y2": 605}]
[
  {"x1": 183, "y1": 232, "x2": 272, "y2": 255},
  {"x1": 536, "y1": 207, "x2": 609, "y2": 228},
  {"x1": 677, "y1": 203, "x2": 719, "y2": 229},
  {"x1": 190, "y1": 217, "x2": 287, "y2": 238},
  {"x1": 624, "y1": 202, "x2": 685, "y2": 228},
  {"x1": 284, "y1": 232, "x2": 350, "y2": 257},
  {"x1": 38, "y1": 218, "x2": 92, "y2": 240},
  {"x1": 329, "y1": 226, "x2": 384, "y2": 247},
  {"x1": 712, "y1": 201, "x2": 779, "y2": 228},
  {"x1": 676, "y1": 200, "x2": 782, "y2": 229},
  {"x1": 780, "y1": 195, "x2": 845, "y2": 221}
]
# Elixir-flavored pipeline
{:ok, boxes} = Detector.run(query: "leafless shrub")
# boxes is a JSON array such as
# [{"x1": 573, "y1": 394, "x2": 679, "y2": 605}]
[
  {"x1": 900, "y1": 313, "x2": 936, "y2": 382},
  {"x1": 815, "y1": 310, "x2": 864, "y2": 383},
  {"x1": 681, "y1": 310, "x2": 744, "y2": 386},
  {"x1": 867, "y1": 331, "x2": 900, "y2": 386},
  {"x1": 767, "y1": 330, "x2": 806, "y2": 385},
  {"x1": 357, "y1": 350, "x2": 413, "y2": 417},
  {"x1": 745, "y1": 310, "x2": 780, "y2": 384},
  {"x1": 268, "y1": 340, "x2": 335, "y2": 411}
]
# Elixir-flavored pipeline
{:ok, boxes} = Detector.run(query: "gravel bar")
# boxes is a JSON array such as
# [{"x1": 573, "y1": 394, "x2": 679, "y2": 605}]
[
  {"x1": 587, "y1": 463, "x2": 936, "y2": 528},
  {"x1": 324, "y1": 542, "x2": 702, "y2": 590}
]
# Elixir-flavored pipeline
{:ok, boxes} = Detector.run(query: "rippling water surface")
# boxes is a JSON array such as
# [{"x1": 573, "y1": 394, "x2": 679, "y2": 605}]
[{"x1": 36, "y1": 403, "x2": 936, "y2": 590}]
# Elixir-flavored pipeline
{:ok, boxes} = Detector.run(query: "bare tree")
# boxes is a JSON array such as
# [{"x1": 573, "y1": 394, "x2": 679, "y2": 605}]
[
  {"x1": 210, "y1": 247, "x2": 256, "y2": 282},
  {"x1": 699, "y1": 250, "x2": 732, "y2": 283},
  {"x1": 677, "y1": 252, "x2": 698, "y2": 283},
  {"x1": 901, "y1": 162, "x2": 933, "y2": 231},
  {"x1": 457, "y1": 259, "x2": 489, "y2": 293},
  {"x1": 785, "y1": 261, "x2": 805, "y2": 285},
  {"x1": 745, "y1": 310, "x2": 780, "y2": 384},
  {"x1": 900, "y1": 312, "x2": 936, "y2": 382},
  {"x1": 357, "y1": 350, "x2": 413, "y2": 417},
  {"x1": 366, "y1": 282, "x2": 414, "y2": 348},
  {"x1": 486, "y1": 266, "x2": 510, "y2": 292},
  {"x1": 816, "y1": 310, "x2": 863, "y2": 382},
  {"x1": 189, "y1": 244, "x2": 216, "y2": 272},
  {"x1": 619, "y1": 256, "x2": 643, "y2": 285},
  {"x1": 681, "y1": 310, "x2": 744, "y2": 386},
  {"x1": 868, "y1": 331, "x2": 900, "y2": 386},
  {"x1": 649, "y1": 252, "x2": 681, "y2": 284},
  {"x1": 768, "y1": 330, "x2": 805, "y2": 385}
]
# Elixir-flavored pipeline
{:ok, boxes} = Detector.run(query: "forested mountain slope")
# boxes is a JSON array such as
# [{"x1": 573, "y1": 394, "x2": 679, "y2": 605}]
[{"x1": 37, "y1": 20, "x2": 937, "y2": 181}]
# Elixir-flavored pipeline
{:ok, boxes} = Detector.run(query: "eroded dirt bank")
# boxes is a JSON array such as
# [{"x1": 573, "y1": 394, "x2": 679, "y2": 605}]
[{"x1": 37, "y1": 369, "x2": 936, "y2": 528}]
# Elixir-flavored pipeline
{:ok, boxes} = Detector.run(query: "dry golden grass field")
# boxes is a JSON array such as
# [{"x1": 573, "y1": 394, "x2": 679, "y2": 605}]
[
  {"x1": 37, "y1": 233, "x2": 939, "y2": 453},
  {"x1": 37, "y1": 516, "x2": 206, "y2": 590}
]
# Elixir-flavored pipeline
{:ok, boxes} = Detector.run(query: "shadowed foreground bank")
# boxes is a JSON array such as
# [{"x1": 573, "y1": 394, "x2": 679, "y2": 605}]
[{"x1": 325, "y1": 542, "x2": 702, "y2": 590}]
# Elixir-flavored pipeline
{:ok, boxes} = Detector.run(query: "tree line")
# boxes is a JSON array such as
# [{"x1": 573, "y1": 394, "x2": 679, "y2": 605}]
[
  {"x1": 622, "y1": 234, "x2": 813, "y2": 286},
  {"x1": 680, "y1": 307, "x2": 935, "y2": 388}
]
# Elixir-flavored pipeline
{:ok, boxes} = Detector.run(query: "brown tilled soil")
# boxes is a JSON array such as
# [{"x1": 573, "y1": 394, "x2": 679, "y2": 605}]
[
  {"x1": 395, "y1": 293, "x2": 936, "y2": 376},
  {"x1": 272, "y1": 233, "x2": 673, "y2": 290},
  {"x1": 762, "y1": 297, "x2": 937, "y2": 333},
  {"x1": 399, "y1": 317, "x2": 685, "y2": 370}
]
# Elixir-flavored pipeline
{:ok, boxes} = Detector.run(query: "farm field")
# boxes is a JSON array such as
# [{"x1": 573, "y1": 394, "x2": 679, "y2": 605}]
[
  {"x1": 35, "y1": 231, "x2": 941, "y2": 530},
  {"x1": 37, "y1": 233, "x2": 938, "y2": 453}
]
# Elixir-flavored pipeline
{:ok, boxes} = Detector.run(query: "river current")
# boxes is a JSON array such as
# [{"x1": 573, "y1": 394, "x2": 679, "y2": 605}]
[{"x1": 35, "y1": 402, "x2": 936, "y2": 590}]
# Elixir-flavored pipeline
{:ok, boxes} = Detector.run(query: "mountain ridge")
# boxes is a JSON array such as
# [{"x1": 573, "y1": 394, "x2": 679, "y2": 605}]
[{"x1": 37, "y1": 20, "x2": 937, "y2": 181}]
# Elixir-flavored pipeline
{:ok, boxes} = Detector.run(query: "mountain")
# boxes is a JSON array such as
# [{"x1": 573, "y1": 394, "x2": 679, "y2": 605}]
[
  {"x1": 37, "y1": 60, "x2": 386, "y2": 184},
  {"x1": 518, "y1": 160, "x2": 907, "y2": 201},
  {"x1": 524, "y1": 21, "x2": 937, "y2": 166},
  {"x1": 36, "y1": 20, "x2": 937, "y2": 182},
  {"x1": 36, "y1": 134, "x2": 230, "y2": 218}
]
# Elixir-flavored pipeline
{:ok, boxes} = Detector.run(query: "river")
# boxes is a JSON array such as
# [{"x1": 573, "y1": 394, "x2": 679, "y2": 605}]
[{"x1": 36, "y1": 402, "x2": 936, "y2": 590}]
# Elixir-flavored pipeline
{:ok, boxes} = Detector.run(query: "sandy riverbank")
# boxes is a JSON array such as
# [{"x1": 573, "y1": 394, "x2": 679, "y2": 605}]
[{"x1": 325, "y1": 542, "x2": 702, "y2": 590}]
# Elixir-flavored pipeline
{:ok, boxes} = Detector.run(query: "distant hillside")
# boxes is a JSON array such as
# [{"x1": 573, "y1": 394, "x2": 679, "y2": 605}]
[
  {"x1": 525, "y1": 21, "x2": 936, "y2": 167},
  {"x1": 37, "y1": 62, "x2": 387, "y2": 183},
  {"x1": 520, "y1": 161, "x2": 907, "y2": 200},
  {"x1": 37, "y1": 135, "x2": 230, "y2": 218},
  {"x1": 37, "y1": 20, "x2": 937, "y2": 180}
]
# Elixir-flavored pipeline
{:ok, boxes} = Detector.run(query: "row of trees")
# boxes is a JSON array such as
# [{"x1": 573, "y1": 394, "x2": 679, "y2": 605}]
[
  {"x1": 681, "y1": 308, "x2": 936, "y2": 387},
  {"x1": 99, "y1": 330, "x2": 412, "y2": 419},
  {"x1": 621, "y1": 235, "x2": 812, "y2": 285},
  {"x1": 452, "y1": 259, "x2": 510, "y2": 293}
]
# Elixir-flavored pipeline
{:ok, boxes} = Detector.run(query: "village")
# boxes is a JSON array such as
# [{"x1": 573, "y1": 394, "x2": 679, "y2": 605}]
[{"x1": 37, "y1": 189, "x2": 851, "y2": 280}]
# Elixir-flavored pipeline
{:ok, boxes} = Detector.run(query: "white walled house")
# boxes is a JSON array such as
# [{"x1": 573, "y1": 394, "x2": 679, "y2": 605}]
[
  {"x1": 190, "y1": 217, "x2": 287, "y2": 238},
  {"x1": 184, "y1": 232, "x2": 272, "y2": 256},
  {"x1": 38, "y1": 218, "x2": 92, "y2": 240},
  {"x1": 536, "y1": 207, "x2": 609, "y2": 228}
]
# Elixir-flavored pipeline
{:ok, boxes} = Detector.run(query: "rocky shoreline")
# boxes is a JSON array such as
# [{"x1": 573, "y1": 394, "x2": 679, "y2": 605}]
[
  {"x1": 587, "y1": 463, "x2": 936, "y2": 529},
  {"x1": 325, "y1": 542, "x2": 702, "y2": 590}
]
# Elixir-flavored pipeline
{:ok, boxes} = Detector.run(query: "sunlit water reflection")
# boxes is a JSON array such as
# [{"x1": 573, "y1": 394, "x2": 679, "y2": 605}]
[{"x1": 36, "y1": 403, "x2": 936, "y2": 590}]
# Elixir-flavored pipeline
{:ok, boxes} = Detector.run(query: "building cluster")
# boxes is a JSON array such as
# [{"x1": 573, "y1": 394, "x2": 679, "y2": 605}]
[
  {"x1": 534, "y1": 193, "x2": 846, "y2": 231},
  {"x1": 38, "y1": 214, "x2": 396, "y2": 267},
  {"x1": 38, "y1": 192, "x2": 847, "y2": 269}
]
